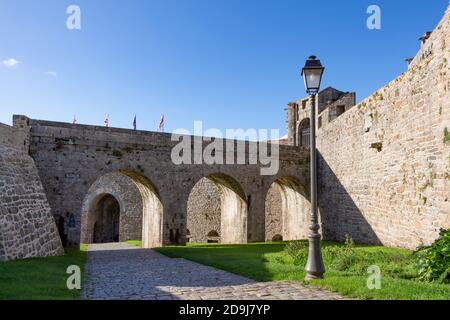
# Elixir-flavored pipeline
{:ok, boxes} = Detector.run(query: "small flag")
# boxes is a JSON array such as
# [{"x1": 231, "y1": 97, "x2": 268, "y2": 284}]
[
  {"x1": 72, "y1": 115, "x2": 77, "y2": 124},
  {"x1": 104, "y1": 115, "x2": 109, "y2": 128},
  {"x1": 133, "y1": 115, "x2": 137, "y2": 130},
  {"x1": 158, "y1": 114, "x2": 164, "y2": 132}
]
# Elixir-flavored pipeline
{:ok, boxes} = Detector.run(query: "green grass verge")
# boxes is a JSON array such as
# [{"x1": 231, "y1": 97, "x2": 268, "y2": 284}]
[
  {"x1": 0, "y1": 244, "x2": 88, "y2": 300},
  {"x1": 154, "y1": 241, "x2": 450, "y2": 300},
  {"x1": 126, "y1": 240, "x2": 142, "y2": 248}
]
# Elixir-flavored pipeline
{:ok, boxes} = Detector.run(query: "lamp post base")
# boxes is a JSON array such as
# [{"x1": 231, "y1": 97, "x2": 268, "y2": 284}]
[
  {"x1": 304, "y1": 230, "x2": 325, "y2": 281},
  {"x1": 304, "y1": 273, "x2": 324, "y2": 281}
]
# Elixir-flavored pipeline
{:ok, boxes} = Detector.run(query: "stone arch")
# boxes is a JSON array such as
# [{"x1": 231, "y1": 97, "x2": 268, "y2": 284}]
[
  {"x1": 272, "y1": 234, "x2": 283, "y2": 241},
  {"x1": 207, "y1": 230, "x2": 220, "y2": 243},
  {"x1": 90, "y1": 194, "x2": 121, "y2": 243},
  {"x1": 298, "y1": 118, "x2": 310, "y2": 148},
  {"x1": 187, "y1": 173, "x2": 247, "y2": 244},
  {"x1": 265, "y1": 176, "x2": 310, "y2": 241},
  {"x1": 80, "y1": 170, "x2": 163, "y2": 248}
]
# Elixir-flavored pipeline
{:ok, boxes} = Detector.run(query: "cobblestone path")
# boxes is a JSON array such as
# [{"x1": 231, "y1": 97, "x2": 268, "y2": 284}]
[{"x1": 82, "y1": 243, "x2": 345, "y2": 300}]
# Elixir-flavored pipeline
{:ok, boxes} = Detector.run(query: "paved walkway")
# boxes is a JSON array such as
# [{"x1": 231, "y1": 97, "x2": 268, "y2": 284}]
[{"x1": 82, "y1": 243, "x2": 345, "y2": 300}]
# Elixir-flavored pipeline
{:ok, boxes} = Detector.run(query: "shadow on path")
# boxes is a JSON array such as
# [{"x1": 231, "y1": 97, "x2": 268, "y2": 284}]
[{"x1": 82, "y1": 243, "x2": 344, "y2": 300}]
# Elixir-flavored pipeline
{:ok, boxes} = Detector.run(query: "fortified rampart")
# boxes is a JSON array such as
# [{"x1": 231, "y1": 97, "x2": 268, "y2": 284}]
[
  {"x1": 0, "y1": 116, "x2": 63, "y2": 261},
  {"x1": 23, "y1": 118, "x2": 309, "y2": 247},
  {"x1": 2, "y1": 6, "x2": 449, "y2": 260},
  {"x1": 316, "y1": 7, "x2": 450, "y2": 249}
]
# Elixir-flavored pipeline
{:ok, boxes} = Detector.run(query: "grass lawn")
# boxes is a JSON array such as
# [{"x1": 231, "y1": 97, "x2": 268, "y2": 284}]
[
  {"x1": 147, "y1": 241, "x2": 450, "y2": 300},
  {"x1": 0, "y1": 244, "x2": 88, "y2": 300}
]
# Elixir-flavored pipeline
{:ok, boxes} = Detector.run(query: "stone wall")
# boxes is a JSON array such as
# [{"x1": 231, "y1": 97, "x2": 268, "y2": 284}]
[
  {"x1": 0, "y1": 118, "x2": 63, "y2": 261},
  {"x1": 187, "y1": 178, "x2": 221, "y2": 243},
  {"x1": 320, "y1": 93, "x2": 356, "y2": 127},
  {"x1": 287, "y1": 88, "x2": 356, "y2": 146},
  {"x1": 0, "y1": 123, "x2": 20, "y2": 148},
  {"x1": 0, "y1": 116, "x2": 29, "y2": 151},
  {"x1": 24, "y1": 118, "x2": 309, "y2": 246},
  {"x1": 187, "y1": 176, "x2": 309, "y2": 243},
  {"x1": 79, "y1": 171, "x2": 145, "y2": 244},
  {"x1": 264, "y1": 184, "x2": 283, "y2": 241},
  {"x1": 316, "y1": 7, "x2": 450, "y2": 249}
]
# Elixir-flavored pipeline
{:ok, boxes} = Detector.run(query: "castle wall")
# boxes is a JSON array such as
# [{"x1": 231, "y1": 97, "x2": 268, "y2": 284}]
[
  {"x1": 79, "y1": 171, "x2": 144, "y2": 244},
  {"x1": 287, "y1": 89, "x2": 355, "y2": 146},
  {"x1": 187, "y1": 177, "x2": 291, "y2": 243},
  {"x1": 187, "y1": 178, "x2": 222, "y2": 243},
  {"x1": 317, "y1": 7, "x2": 450, "y2": 249},
  {"x1": 0, "y1": 117, "x2": 63, "y2": 261},
  {"x1": 264, "y1": 184, "x2": 283, "y2": 241},
  {"x1": 25, "y1": 119, "x2": 309, "y2": 246},
  {"x1": 0, "y1": 123, "x2": 20, "y2": 148}
]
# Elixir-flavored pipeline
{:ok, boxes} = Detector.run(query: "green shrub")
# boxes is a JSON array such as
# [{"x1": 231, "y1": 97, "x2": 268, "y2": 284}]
[
  {"x1": 414, "y1": 229, "x2": 450, "y2": 283},
  {"x1": 327, "y1": 234, "x2": 360, "y2": 272},
  {"x1": 284, "y1": 241, "x2": 308, "y2": 266}
]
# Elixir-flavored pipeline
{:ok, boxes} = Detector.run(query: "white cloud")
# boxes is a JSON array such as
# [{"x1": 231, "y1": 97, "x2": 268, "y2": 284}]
[
  {"x1": 2, "y1": 58, "x2": 20, "y2": 68},
  {"x1": 44, "y1": 71, "x2": 57, "y2": 77}
]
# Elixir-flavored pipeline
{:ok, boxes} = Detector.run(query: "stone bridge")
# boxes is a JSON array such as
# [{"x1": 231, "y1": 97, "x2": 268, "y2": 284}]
[{"x1": 17, "y1": 116, "x2": 311, "y2": 247}]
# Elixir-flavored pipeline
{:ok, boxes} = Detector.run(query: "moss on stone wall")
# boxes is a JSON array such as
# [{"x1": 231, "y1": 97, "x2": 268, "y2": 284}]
[{"x1": 444, "y1": 127, "x2": 450, "y2": 144}]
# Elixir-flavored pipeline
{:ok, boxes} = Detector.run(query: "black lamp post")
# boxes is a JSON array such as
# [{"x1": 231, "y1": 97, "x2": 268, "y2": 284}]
[{"x1": 301, "y1": 55, "x2": 325, "y2": 280}]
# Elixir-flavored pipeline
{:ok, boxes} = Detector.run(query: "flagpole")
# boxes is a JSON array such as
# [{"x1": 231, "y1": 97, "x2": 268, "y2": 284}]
[{"x1": 158, "y1": 114, "x2": 164, "y2": 132}]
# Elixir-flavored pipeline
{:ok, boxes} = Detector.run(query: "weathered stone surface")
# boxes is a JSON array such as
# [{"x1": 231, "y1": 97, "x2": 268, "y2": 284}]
[
  {"x1": 3, "y1": 7, "x2": 449, "y2": 261},
  {"x1": 287, "y1": 88, "x2": 356, "y2": 146},
  {"x1": 22, "y1": 117, "x2": 309, "y2": 247},
  {"x1": 287, "y1": 6, "x2": 450, "y2": 249},
  {"x1": 79, "y1": 171, "x2": 145, "y2": 244},
  {"x1": 187, "y1": 178, "x2": 222, "y2": 242},
  {"x1": 0, "y1": 119, "x2": 63, "y2": 261},
  {"x1": 187, "y1": 175, "x2": 308, "y2": 243},
  {"x1": 265, "y1": 183, "x2": 283, "y2": 241}
]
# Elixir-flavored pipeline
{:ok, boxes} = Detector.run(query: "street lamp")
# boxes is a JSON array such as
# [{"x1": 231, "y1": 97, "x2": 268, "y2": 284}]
[{"x1": 301, "y1": 55, "x2": 325, "y2": 280}]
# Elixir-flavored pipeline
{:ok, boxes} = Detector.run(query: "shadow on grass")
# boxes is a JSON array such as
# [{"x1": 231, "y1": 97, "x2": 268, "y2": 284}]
[
  {"x1": 156, "y1": 241, "x2": 304, "y2": 282},
  {"x1": 155, "y1": 241, "x2": 450, "y2": 300}
]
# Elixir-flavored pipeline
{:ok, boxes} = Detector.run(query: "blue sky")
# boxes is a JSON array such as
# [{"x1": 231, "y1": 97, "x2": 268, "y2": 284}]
[{"x1": 0, "y1": 0, "x2": 448, "y2": 136}]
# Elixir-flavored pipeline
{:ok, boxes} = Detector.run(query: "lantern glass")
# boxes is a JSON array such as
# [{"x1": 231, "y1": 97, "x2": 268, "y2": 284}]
[
  {"x1": 301, "y1": 56, "x2": 324, "y2": 94},
  {"x1": 303, "y1": 69, "x2": 322, "y2": 93}
]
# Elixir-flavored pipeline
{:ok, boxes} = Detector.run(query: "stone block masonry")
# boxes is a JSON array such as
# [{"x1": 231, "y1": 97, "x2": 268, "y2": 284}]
[
  {"x1": 0, "y1": 117, "x2": 63, "y2": 261},
  {"x1": 187, "y1": 178, "x2": 222, "y2": 243},
  {"x1": 24, "y1": 117, "x2": 309, "y2": 247},
  {"x1": 316, "y1": 6, "x2": 450, "y2": 249},
  {"x1": 3, "y1": 6, "x2": 449, "y2": 260}
]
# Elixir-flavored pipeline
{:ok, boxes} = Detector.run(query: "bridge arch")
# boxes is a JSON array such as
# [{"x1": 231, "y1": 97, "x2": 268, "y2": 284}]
[
  {"x1": 187, "y1": 173, "x2": 248, "y2": 244},
  {"x1": 265, "y1": 176, "x2": 310, "y2": 241},
  {"x1": 91, "y1": 193, "x2": 121, "y2": 243},
  {"x1": 80, "y1": 170, "x2": 163, "y2": 248}
]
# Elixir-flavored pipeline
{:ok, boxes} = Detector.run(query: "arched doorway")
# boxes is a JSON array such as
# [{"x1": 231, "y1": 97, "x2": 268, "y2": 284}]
[
  {"x1": 298, "y1": 118, "x2": 311, "y2": 148},
  {"x1": 80, "y1": 171, "x2": 163, "y2": 248},
  {"x1": 272, "y1": 234, "x2": 283, "y2": 241},
  {"x1": 207, "y1": 230, "x2": 220, "y2": 243},
  {"x1": 187, "y1": 173, "x2": 247, "y2": 244},
  {"x1": 91, "y1": 194, "x2": 121, "y2": 243},
  {"x1": 265, "y1": 176, "x2": 310, "y2": 241}
]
